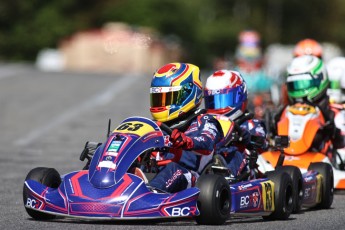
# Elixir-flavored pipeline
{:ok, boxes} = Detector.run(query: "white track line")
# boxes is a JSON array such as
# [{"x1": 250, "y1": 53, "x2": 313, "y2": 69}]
[{"x1": 14, "y1": 73, "x2": 143, "y2": 146}]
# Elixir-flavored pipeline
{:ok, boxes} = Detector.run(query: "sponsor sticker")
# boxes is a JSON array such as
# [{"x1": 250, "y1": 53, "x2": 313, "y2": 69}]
[
  {"x1": 304, "y1": 175, "x2": 314, "y2": 182},
  {"x1": 108, "y1": 140, "x2": 121, "y2": 152},
  {"x1": 261, "y1": 181, "x2": 274, "y2": 211},
  {"x1": 150, "y1": 86, "x2": 181, "y2": 93},
  {"x1": 252, "y1": 192, "x2": 260, "y2": 207},
  {"x1": 167, "y1": 206, "x2": 198, "y2": 216},
  {"x1": 26, "y1": 198, "x2": 40, "y2": 209},
  {"x1": 240, "y1": 195, "x2": 250, "y2": 208},
  {"x1": 98, "y1": 161, "x2": 116, "y2": 169},
  {"x1": 238, "y1": 183, "x2": 253, "y2": 190},
  {"x1": 239, "y1": 191, "x2": 261, "y2": 209}
]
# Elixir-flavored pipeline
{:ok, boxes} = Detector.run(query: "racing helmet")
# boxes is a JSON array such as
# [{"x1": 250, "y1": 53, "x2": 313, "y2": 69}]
[
  {"x1": 150, "y1": 63, "x2": 203, "y2": 122},
  {"x1": 327, "y1": 57, "x2": 345, "y2": 103},
  {"x1": 286, "y1": 55, "x2": 329, "y2": 102},
  {"x1": 204, "y1": 70, "x2": 248, "y2": 120},
  {"x1": 238, "y1": 30, "x2": 261, "y2": 47},
  {"x1": 235, "y1": 45, "x2": 263, "y2": 72},
  {"x1": 293, "y1": 39, "x2": 323, "y2": 58}
]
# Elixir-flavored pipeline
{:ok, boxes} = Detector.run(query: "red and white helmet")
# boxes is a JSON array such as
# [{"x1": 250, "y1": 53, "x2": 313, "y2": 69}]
[{"x1": 204, "y1": 70, "x2": 248, "y2": 120}]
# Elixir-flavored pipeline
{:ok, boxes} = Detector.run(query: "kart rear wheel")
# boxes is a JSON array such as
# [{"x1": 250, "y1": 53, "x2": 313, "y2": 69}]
[
  {"x1": 276, "y1": 166, "x2": 303, "y2": 213},
  {"x1": 308, "y1": 162, "x2": 334, "y2": 209},
  {"x1": 195, "y1": 174, "x2": 231, "y2": 225},
  {"x1": 263, "y1": 171, "x2": 293, "y2": 220},
  {"x1": 23, "y1": 167, "x2": 61, "y2": 220}
]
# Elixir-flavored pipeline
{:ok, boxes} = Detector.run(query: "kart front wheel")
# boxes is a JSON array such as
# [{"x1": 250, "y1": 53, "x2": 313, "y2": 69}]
[
  {"x1": 308, "y1": 162, "x2": 334, "y2": 209},
  {"x1": 263, "y1": 171, "x2": 293, "y2": 220},
  {"x1": 23, "y1": 167, "x2": 61, "y2": 220},
  {"x1": 195, "y1": 174, "x2": 231, "y2": 225},
  {"x1": 276, "y1": 165, "x2": 303, "y2": 213}
]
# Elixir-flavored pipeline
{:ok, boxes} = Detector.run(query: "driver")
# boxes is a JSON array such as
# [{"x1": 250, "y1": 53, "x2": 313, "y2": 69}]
[
  {"x1": 274, "y1": 55, "x2": 344, "y2": 151},
  {"x1": 204, "y1": 70, "x2": 268, "y2": 178},
  {"x1": 148, "y1": 63, "x2": 227, "y2": 193}
]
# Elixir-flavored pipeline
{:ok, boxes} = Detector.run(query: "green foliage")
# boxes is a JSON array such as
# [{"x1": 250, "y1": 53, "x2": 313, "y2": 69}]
[{"x1": 0, "y1": 0, "x2": 344, "y2": 67}]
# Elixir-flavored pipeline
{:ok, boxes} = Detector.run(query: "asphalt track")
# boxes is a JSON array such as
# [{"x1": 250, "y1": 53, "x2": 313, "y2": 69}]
[{"x1": 1, "y1": 63, "x2": 345, "y2": 230}]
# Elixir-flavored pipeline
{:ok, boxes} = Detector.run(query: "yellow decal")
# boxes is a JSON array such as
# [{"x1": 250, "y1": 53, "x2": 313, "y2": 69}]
[
  {"x1": 213, "y1": 115, "x2": 233, "y2": 137},
  {"x1": 113, "y1": 121, "x2": 155, "y2": 136},
  {"x1": 261, "y1": 181, "x2": 275, "y2": 211},
  {"x1": 316, "y1": 174, "x2": 322, "y2": 204},
  {"x1": 218, "y1": 119, "x2": 233, "y2": 137},
  {"x1": 288, "y1": 104, "x2": 317, "y2": 115}
]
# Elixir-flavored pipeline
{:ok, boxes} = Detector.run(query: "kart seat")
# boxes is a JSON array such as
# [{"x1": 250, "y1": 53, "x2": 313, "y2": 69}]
[
  {"x1": 200, "y1": 154, "x2": 231, "y2": 177},
  {"x1": 133, "y1": 167, "x2": 149, "y2": 184}
]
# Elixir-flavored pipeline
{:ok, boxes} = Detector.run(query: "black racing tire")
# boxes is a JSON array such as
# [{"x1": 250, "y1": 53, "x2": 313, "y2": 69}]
[
  {"x1": 308, "y1": 162, "x2": 334, "y2": 209},
  {"x1": 195, "y1": 174, "x2": 231, "y2": 225},
  {"x1": 263, "y1": 171, "x2": 293, "y2": 220},
  {"x1": 276, "y1": 166, "x2": 304, "y2": 213},
  {"x1": 23, "y1": 167, "x2": 61, "y2": 220}
]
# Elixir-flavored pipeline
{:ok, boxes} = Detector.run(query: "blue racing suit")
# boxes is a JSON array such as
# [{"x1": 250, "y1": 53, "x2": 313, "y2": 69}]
[
  {"x1": 149, "y1": 114, "x2": 223, "y2": 193},
  {"x1": 216, "y1": 116, "x2": 268, "y2": 177}
]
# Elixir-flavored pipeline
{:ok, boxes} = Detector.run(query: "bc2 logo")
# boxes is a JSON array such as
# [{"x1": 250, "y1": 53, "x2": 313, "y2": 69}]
[
  {"x1": 240, "y1": 195, "x2": 250, "y2": 207},
  {"x1": 26, "y1": 198, "x2": 39, "y2": 209},
  {"x1": 170, "y1": 207, "x2": 197, "y2": 216}
]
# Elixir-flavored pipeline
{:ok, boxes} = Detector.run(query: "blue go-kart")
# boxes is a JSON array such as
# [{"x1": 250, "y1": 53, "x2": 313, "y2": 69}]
[{"x1": 23, "y1": 116, "x2": 293, "y2": 225}]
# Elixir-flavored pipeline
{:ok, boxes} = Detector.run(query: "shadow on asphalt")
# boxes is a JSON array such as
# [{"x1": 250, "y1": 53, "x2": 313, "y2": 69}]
[
  {"x1": 26, "y1": 215, "x2": 301, "y2": 226},
  {"x1": 27, "y1": 217, "x2": 197, "y2": 226}
]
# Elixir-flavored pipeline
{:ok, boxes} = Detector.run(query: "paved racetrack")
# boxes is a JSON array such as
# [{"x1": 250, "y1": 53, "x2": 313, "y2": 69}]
[{"x1": 1, "y1": 63, "x2": 345, "y2": 229}]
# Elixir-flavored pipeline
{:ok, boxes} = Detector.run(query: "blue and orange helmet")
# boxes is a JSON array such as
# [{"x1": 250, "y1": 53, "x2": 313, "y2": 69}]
[{"x1": 150, "y1": 63, "x2": 203, "y2": 122}]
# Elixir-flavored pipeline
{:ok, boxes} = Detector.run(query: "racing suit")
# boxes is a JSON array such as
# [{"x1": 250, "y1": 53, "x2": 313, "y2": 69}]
[
  {"x1": 149, "y1": 113, "x2": 223, "y2": 193},
  {"x1": 272, "y1": 95, "x2": 345, "y2": 150},
  {"x1": 316, "y1": 96, "x2": 345, "y2": 149},
  {"x1": 216, "y1": 113, "x2": 268, "y2": 178}
]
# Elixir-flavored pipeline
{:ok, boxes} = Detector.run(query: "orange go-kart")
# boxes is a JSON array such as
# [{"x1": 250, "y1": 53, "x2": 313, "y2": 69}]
[{"x1": 258, "y1": 103, "x2": 345, "y2": 211}]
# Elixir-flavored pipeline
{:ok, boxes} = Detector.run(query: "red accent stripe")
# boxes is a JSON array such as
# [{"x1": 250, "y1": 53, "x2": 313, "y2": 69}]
[
  {"x1": 194, "y1": 80, "x2": 202, "y2": 89},
  {"x1": 157, "y1": 63, "x2": 177, "y2": 74},
  {"x1": 70, "y1": 170, "x2": 89, "y2": 199},
  {"x1": 171, "y1": 64, "x2": 189, "y2": 84}
]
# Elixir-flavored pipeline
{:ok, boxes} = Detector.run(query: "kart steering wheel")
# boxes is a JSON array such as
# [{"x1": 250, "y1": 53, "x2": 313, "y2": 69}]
[
  {"x1": 154, "y1": 121, "x2": 183, "y2": 166},
  {"x1": 156, "y1": 121, "x2": 173, "y2": 135}
]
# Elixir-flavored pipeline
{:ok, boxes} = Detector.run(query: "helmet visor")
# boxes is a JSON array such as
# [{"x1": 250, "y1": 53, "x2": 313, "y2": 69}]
[
  {"x1": 204, "y1": 87, "x2": 242, "y2": 110},
  {"x1": 287, "y1": 73, "x2": 321, "y2": 92},
  {"x1": 150, "y1": 85, "x2": 191, "y2": 107}
]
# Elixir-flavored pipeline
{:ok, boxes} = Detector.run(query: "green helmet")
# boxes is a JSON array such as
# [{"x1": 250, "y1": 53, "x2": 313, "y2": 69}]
[{"x1": 286, "y1": 55, "x2": 329, "y2": 102}]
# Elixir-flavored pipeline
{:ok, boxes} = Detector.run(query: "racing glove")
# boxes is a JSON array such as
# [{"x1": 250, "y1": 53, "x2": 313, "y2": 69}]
[
  {"x1": 170, "y1": 129, "x2": 194, "y2": 150},
  {"x1": 240, "y1": 128, "x2": 251, "y2": 146}
]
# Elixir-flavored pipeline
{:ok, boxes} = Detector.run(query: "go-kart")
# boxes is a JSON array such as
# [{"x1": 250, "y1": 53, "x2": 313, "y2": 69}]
[
  {"x1": 330, "y1": 102, "x2": 345, "y2": 170},
  {"x1": 259, "y1": 103, "x2": 336, "y2": 212},
  {"x1": 23, "y1": 115, "x2": 293, "y2": 225},
  {"x1": 207, "y1": 112, "x2": 294, "y2": 220}
]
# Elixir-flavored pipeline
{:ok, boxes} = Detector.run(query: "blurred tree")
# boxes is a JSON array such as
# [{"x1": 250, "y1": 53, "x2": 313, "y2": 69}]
[
  {"x1": 0, "y1": 0, "x2": 344, "y2": 67},
  {"x1": 0, "y1": 0, "x2": 100, "y2": 60}
]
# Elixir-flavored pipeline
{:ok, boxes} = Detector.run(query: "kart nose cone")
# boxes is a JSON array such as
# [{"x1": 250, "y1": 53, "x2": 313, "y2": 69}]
[{"x1": 90, "y1": 169, "x2": 116, "y2": 188}]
